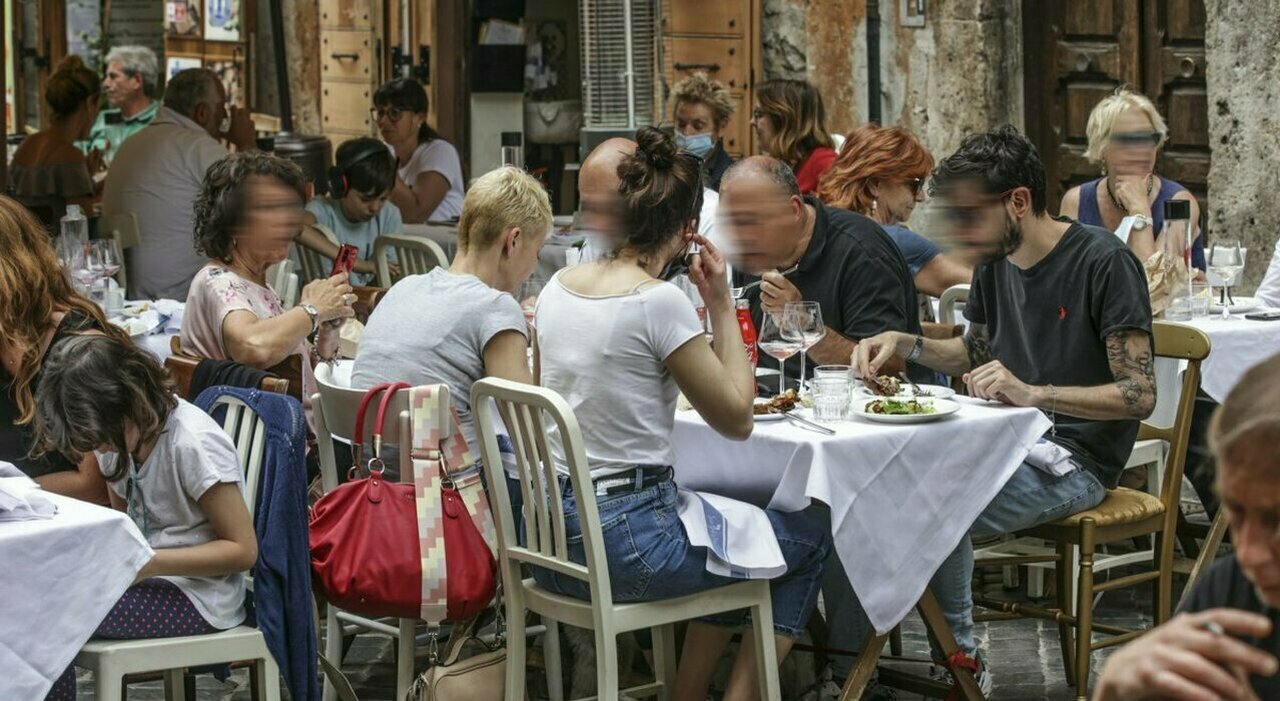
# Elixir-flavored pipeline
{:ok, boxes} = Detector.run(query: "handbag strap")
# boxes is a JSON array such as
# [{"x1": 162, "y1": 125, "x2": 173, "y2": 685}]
[
  {"x1": 351, "y1": 382, "x2": 393, "y2": 474},
  {"x1": 372, "y1": 381, "x2": 410, "y2": 461}
]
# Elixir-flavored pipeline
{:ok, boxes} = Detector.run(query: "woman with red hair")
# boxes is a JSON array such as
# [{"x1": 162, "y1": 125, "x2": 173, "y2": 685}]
[{"x1": 818, "y1": 124, "x2": 971, "y2": 298}]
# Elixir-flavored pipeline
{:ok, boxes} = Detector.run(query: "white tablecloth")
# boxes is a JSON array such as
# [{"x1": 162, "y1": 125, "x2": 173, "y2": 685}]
[
  {"x1": 671, "y1": 399, "x2": 1051, "y2": 634},
  {"x1": 121, "y1": 299, "x2": 184, "y2": 364},
  {"x1": 1149, "y1": 315, "x2": 1280, "y2": 427},
  {"x1": 0, "y1": 481, "x2": 153, "y2": 699}
]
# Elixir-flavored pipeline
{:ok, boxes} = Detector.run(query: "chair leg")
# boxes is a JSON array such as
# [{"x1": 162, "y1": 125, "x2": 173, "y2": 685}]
[
  {"x1": 596, "y1": 627, "x2": 620, "y2": 701},
  {"x1": 650, "y1": 624, "x2": 678, "y2": 701},
  {"x1": 257, "y1": 649, "x2": 283, "y2": 701},
  {"x1": 1055, "y1": 541, "x2": 1077, "y2": 682},
  {"x1": 543, "y1": 618, "x2": 564, "y2": 701},
  {"x1": 163, "y1": 669, "x2": 185, "y2": 700},
  {"x1": 1075, "y1": 519, "x2": 1097, "y2": 697},
  {"x1": 888, "y1": 625, "x2": 902, "y2": 657},
  {"x1": 837, "y1": 634, "x2": 887, "y2": 701},
  {"x1": 749, "y1": 595, "x2": 781, "y2": 701},
  {"x1": 396, "y1": 618, "x2": 416, "y2": 701},
  {"x1": 1154, "y1": 530, "x2": 1174, "y2": 625},
  {"x1": 93, "y1": 662, "x2": 124, "y2": 701},
  {"x1": 506, "y1": 607, "x2": 530, "y2": 701},
  {"x1": 322, "y1": 605, "x2": 345, "y2": 701}
]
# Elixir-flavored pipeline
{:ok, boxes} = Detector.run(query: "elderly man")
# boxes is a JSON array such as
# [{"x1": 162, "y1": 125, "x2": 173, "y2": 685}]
[
  {"x1": 848, "y1": 125, "x2": 1156, "y2": 691},
  {"x1": 79, "y1": 46, "x2": 160, "y2": 162},
  {"x1": 103, "y1": 68, "x2": 256, "y2": 300},
  {"x1": 1094, "y1": 353, "x2": 1280, "y2": 701},
  {"x1": 720, "y1": 155, "x2": 924, "y2": 385}
]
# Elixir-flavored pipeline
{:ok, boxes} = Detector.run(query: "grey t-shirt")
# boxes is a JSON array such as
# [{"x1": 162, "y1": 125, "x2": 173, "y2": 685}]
[
  {"x1": 352, "y1": 268, "x2": 527, "y2": 449},
  {"x1": 965, "y1": 221, "x2": 1152, "y2": 488}
]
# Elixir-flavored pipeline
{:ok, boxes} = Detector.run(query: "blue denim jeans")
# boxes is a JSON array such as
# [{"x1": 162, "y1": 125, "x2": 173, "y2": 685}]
[
  {"x1": 531, "y1": 477, "x2": 832, "y2": 638},
  {"x1": 822, "y1": 462, "x2": 1107, "y2": 679}
]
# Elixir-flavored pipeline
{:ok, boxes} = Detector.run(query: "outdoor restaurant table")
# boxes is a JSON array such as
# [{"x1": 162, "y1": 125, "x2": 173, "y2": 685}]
[
  {"x1": 116, "y1": 299, "x2": 184, "y2": 364},
  {"x1": 1150, "y1": 313, "x2": 1280, "y2": 425},
  {"x1": 0, "y1": 481, "x2": 153, "y2": 699}
]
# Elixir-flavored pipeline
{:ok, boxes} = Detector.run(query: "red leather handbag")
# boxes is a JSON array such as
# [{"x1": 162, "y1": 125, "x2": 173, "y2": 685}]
[{"x1": 309, "y1": 382, "x2": 497, "y2": 621}]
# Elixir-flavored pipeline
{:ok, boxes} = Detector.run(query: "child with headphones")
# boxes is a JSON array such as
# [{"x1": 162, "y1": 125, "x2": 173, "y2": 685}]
[{"x1": 298, "y1": 137, "x2": 403, "y2": 285}]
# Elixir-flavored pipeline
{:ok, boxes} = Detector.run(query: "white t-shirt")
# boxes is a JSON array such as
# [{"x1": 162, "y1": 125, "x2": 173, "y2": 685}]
[
  {"x1": 398, "y1": 139, "x2": 465, "y2": 222},
  {"x1": 97, "y1": 398, "x2": 247, "y2": 629},
  {"x1": 535, "y1": 272, "x2": 703, "y2": 476},
  {"x1": 1256, "y1": 239, "x2": 1280, "y2": 310}
]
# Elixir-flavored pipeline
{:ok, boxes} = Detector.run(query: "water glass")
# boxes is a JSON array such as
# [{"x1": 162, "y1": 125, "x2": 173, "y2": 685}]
[
  {"x1": 811, "y1": 376, "x2": 851, "y2": 422},
  {"x1": 516, "y1": 277, "x2": 546, "y2": 326},
  {"x1": 1189, "y1": 282, "x2": 1211, "y2": 319},
  {"x1": 814, "y1": 365, "x2": 853, "y2": 383}
]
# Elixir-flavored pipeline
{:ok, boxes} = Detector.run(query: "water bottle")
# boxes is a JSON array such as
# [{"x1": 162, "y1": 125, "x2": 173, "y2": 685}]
[
  {"x1": 60, "y1": 204, "x2": 88, "y2": 245},
  {"x1": 500, "y1": 132, "x2": 523, "y2": 169},
  {"x1": 1161, "y1": 199, "x2": 1193, "y2": 320}
]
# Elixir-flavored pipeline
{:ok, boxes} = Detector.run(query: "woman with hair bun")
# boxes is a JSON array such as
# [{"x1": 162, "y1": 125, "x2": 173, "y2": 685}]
[
  {"x1": 10, "y1": 55, "x2": 104, "y2": 225},
  {"x1": 533, "y1": 125, "x2": 831, "y2": 701}
]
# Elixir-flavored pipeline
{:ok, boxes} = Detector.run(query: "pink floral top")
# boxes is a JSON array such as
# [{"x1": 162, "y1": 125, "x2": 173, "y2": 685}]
[{"x1": 181, "y1": 264, "x2": 315, "y2": 419}]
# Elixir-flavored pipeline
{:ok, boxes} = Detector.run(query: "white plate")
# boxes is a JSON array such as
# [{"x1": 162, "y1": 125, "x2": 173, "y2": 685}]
[
  {"x1": 1210, "y1": 296, "x2": 1261, "y2": 314},
  {"x1": 109, "y1": 312, "x2": 165, "y2": 337},
  {"x1": 856, "y1": 384, "x2": 956, "y2": 400},
  {"x1": 853, "y1": 397, "x2": 961, "y2": 424},
  {"x1": 753, "y1": 411, "x2": 788, "y2": 422}
]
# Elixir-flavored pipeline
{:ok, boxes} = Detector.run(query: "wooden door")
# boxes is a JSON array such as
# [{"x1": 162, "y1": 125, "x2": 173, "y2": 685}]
[
  {"x1": 319, "y1": 0, "x2": 380, "y2": 148},
  {"x1": 1143, "y1": 0, "x2": 1209, "y2": 215},
  {"x1": 659, "y1": 0, "x2": 761, "y2": 157}
]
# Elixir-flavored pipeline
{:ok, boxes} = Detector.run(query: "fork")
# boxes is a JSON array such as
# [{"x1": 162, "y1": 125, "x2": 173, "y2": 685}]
[
  {"x1": 731, "y1": 262, "x2": 801, "y2": 299},
  {"x1": 899, "y1": 371, "x2": 924, "y2": 397}
]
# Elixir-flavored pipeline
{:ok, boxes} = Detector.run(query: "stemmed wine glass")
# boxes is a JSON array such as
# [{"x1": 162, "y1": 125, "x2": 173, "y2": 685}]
[
  {"x1": 1208, "y1": 240, "x2": 1244, "y2": 320},
  {"x1": 757, "y1": 312, "x2": 803, "y2": 395},
  {"x1": 783, "y1": 301, "x2": 825, "y2": 393},
  {"x1": 91, "y1": 240, "x2": 121, "y2": 285},
  {"x1": 64, "y1": 243, "x2": 99, "y2": 295}
]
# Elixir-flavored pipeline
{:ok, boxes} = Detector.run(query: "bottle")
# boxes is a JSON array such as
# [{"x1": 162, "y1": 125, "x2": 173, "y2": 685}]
[
  {"x1": 60, "y1": 204, "x2": 88, "y2": 245},
  {"x1": 500, "y1": 131, "x2": 524, "y2": 169},
  {"x1": 736, "y1": 298, "x2": 758, "y2": 369},
  {"x1": 1163, "y1": 199, "x2": 1193, "y2": 303}
]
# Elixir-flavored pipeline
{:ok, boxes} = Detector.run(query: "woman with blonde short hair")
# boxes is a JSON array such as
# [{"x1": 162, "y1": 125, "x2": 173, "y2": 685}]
[
  {"x1": 1060, "y1": 87, "x2": 1204, "y2": 269},
  {"x1": 670, "y1": 71, "x2": 736, "y2": 191}
]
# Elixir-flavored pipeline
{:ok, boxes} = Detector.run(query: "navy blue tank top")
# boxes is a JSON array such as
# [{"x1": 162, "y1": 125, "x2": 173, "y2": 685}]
[{"x1": 1078, "y1": 177, "x2": 1205, "y2": 270}]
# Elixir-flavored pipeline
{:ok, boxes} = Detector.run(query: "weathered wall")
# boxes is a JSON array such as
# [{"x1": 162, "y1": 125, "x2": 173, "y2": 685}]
[
  {"x1": 253, "y1": 0, "x2": 322, "y2": 135},
  {"x1": 1204, "y1": 0, "x2": 1279, "y2": 292}
]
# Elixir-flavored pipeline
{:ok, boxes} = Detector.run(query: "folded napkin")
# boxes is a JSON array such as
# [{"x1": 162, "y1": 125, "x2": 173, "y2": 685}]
[
  {"x1": 677, "y1": 489, "x2": 787, "y2": 579},
  {"x1": 0, "y1": 474, "x2": 58, "y2": 522},
  {"x1": 1025, "y1": 439, "x2": 1078, "y2": 477}
]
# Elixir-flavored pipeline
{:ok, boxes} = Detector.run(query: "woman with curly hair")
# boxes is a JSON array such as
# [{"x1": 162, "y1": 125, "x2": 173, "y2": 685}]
[
  {"x1": 751, "y1": 79, "x2": 837, "y2": 195},
  {"x1": 180, "y1": 152, "x2": 353, "y2": 412},
  {"x1": 0, "y1": 196, "x2": 129, "y2": 502},
  {"x1": 818, "y1": 124, "x2": 971, "y2": 298}
]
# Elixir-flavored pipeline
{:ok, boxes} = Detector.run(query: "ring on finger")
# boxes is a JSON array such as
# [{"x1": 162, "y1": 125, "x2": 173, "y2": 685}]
[{"x1": 341, "y1": 293, "x2": 356, "y2": 305}]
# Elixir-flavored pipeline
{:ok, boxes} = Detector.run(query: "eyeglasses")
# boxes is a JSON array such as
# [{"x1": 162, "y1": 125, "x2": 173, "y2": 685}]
[
  {"x1": 939, "y1": 187, "x2": 1020, "y2": 226},
  {"x1": 1109, "y1": 131, "x2": 1162, "y2": 148},
  {"x1": 751, "y1": 108, "x2": 766, "y2": 121},
  {"x1": 370, "y1": 106, "x2": 406, "y2": 123}
]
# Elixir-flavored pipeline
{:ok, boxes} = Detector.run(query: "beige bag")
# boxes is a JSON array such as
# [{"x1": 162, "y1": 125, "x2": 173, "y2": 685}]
[{"x1": 406, "y1": 614, "x2": 514, "y2": 701}]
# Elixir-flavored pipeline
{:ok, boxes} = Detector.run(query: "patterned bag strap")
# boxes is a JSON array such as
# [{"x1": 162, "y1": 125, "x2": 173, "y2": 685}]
[{"x1": 409, "y1": 384, "x2": 458, "y2": 624}]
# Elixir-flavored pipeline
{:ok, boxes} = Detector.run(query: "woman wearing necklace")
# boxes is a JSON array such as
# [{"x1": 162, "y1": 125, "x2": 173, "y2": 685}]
[
  {"x1": 181, "y1": 152, "x2": 354, "y2": 421},
  {"x1": 1060, "y1": 87, "x2": 1204, "y2": 271}
]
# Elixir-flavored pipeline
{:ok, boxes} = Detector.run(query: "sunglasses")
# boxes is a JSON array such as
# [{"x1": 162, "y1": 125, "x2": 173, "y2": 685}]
[
  {"x1": 906, "y1": 177, "x2": 926, "y2": 197},
  {"x1": 370, "y1": 106, "x2": 407, "y2": 123},
  {"x1": 1109, "y1": 131, "x2": 1162, "y2": 148}
]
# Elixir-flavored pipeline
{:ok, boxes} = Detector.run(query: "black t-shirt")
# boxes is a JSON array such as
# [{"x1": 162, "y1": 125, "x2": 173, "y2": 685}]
[
  {"x1": 0, "y1": 311, "x2": 99, "y2": 478},
  {"x1": 964, "y1": 221, "x2": 1152, "y2": 488},
  {"x1": 705, "y1": 141, "x2": 734, "y2": 193},
  {"x1": 1179, "y1": 555, "x2": 1280, "y2": 699},
  {"x1": 734, "y1": 198, "x2": 926, "y2": 384}
]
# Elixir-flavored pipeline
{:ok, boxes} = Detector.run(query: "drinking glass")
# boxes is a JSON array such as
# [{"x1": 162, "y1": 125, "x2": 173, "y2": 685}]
[
  {"x1": 515, "y1": 277, "x2": 546, "y2": 327},
  {"x1": 783, "y1": 301, "x2": 825, "y2": 392},
  {"x1": 1208, "y1": 240, "x2": 1244, "y2": 319},
  {"x1": 65, "y1": 243, "x2": 99, "y2": 295},
  {"x1": 814, "y1": 365, "x2": 853, "y2": 383},
  {"x1": 811, "y1": 376, "x2": 851, "y2": 422},
  {"x1": 757, "y1": 312, "x2": 802, "y2": 395}
]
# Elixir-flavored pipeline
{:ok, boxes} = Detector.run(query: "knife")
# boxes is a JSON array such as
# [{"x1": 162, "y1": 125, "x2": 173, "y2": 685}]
[{"x1": 782, "y1": 411, "x2": 836, "y2": 435}]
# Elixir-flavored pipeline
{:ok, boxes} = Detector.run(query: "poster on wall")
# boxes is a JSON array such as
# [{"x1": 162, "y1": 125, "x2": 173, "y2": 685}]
[
  {"x1": 166, "y1": 0, "x2": 202, "y2": 38},
  {"x1": 207, "y1": 60, "x2": 245, "y2": 108},
  {"x1": 204, "y1": 0, "x2": 241, "y2": 42},
  {"x1": 166, "y1": 56, "x2": 203, "y2": 81}
]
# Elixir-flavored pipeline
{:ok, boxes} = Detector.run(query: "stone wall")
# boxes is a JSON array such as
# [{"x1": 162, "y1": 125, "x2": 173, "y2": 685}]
[{"x1": 1204, "y1": 0, "x2": 1279, "y2": 292}]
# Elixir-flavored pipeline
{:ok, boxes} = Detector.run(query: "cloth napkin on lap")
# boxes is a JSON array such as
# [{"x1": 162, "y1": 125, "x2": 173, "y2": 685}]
[
  {"x1": 677, "y1": 489, "x2": 787, "y2": 579},
  {"x1": 1025, "y1": 439, "x2": 1078, "y2": 477}
]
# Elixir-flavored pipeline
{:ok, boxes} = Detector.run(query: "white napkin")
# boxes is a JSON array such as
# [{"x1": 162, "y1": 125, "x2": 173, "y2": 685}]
[
  {"x1": 0, "y1": 475, "x2": 58, "y2": 522},
  {"x1": 1025, "y1": 439, "x2": 1078, "y2": 477},
  {"x1": 677, "y1": 488, "x2": 787, "y2": 579}
]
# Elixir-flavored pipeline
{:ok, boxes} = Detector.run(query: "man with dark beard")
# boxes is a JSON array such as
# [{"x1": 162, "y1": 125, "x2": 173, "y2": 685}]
[{"x1": 848, "y1": 125, "x2": 1157, "y2": 690}]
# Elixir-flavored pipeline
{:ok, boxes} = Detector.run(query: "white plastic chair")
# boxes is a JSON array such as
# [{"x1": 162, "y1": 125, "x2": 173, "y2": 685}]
[
  {"x1": 296, "y1": 224, "x2": 340, "y2": 285},
  {"x1": 937, "y1": 283, "x2": 969, "y2": 325},
  {"x1": 373, "y1": 233, "x2": 449, "y2": 288},
  {"x1": 73, "y1": 396, "x2": 280, "y2": 701},
  {"x1": 100, "y1": 212, "x2": 139, "y2": 292},
  {"x1": 471, "y1": 377, "x2": 781, "y2": 701},
  {"x1": 266, "y1": 258, "x2": 299, "y2": 309}
]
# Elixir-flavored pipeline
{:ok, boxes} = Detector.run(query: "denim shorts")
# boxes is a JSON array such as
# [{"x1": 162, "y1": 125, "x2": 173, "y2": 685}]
[{"x1": 530, "y1": 477, "x2": 831, "y2": 638}]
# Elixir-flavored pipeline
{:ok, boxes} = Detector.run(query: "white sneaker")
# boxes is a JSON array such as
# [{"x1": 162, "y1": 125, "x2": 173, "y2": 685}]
[{"x1": 928, "y1": 654, "x2": 993, "y2": 696}]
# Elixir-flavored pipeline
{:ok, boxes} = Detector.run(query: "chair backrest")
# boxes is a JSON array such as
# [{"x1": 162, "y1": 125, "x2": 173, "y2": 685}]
[
  {"x1": 1144, "y1": 321, "x2": 1211, "y2": 533},
  {"x1": 207, "y1": 395, "x2": 269, "y2": 515},
  {"x1": 101, "y1": 211, "x2": 140, "y2": 290},
  {"x1": 266, "y1": 258, "x2": 298, "y2": 308},
  {"x1": 295, "y1": 224, "x2": 339, "y2": 285},
  {"x1": 165, "y1": 353, "x2": 292, "y2": 401},
  {"x1": 938, "y1": 283, "x2": 970, "y2": 326},
  {"x1": 373, "y1": 233, "x2": 449, "y2": 288},
  {"x1": 471, "y1": 377, "x2": 613, "y2": 605},
  {"x1": 312, "y1": 360, "x2": 412, "y2": 492}
]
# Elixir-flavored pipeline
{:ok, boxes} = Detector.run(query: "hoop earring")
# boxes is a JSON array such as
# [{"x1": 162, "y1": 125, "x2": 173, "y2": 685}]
[{"x1": 1100, "y1": 162, "x2": 1108, "y2": 176}]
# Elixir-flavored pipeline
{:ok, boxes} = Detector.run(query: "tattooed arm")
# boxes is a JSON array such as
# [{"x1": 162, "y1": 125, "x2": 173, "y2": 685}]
[{"x1": 963, "y1": 329, "x2": 1156, "y2": 420}]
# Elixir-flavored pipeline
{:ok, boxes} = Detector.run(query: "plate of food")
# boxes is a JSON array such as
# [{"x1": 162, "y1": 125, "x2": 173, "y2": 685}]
[
  {"x1": 853, "y1": 397, "x2": 960, "y2": 424},
  {"x1": 754, "y1": 389, "x2": 799, "y2": 421},
  {"x1": 1210, "y1": 296, "x2": 1262, "y2": 314},
  {"x1": 109, "y1": 308, "x2": 166, "y2": 337},
  {"x1": 857, "y1": 375, "x2": 956, "y2": 400}
]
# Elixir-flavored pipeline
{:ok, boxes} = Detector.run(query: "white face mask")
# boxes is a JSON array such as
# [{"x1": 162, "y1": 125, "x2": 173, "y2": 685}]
[{"x1": 219, "y1": 114, "x2": 231, "y2": 135}]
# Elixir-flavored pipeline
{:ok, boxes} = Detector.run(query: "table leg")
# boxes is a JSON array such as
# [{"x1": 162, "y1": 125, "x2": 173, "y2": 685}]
[
  {"x1": 917, "y1": 590, "x2": 987, "y2": 700},
  {"x1": 836, "y1": 633, "x2": 887, "y2": 701}
]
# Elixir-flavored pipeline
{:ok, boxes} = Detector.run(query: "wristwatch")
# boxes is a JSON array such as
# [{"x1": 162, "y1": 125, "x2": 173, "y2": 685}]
[
  {"x1": 906, "y1": 335, "x2": 924, "y2": 363},
  {"x1": 1130, "y1": 214, "x2": 1152, "y2": 230},
  {"x1": 300, "y1": 303, "x2": 320, "y2": 337}
]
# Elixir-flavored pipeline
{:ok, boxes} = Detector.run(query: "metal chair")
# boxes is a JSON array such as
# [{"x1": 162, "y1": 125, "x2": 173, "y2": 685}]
[
  {"x1": 100, "y1": 212, "x2": 140, "y2": 292},
  {"x1": 472, "y1": 377, "x2": 781, "y2": 701},
  {"x1": 973, "y1": 321, "x2": 1211, "y2": 698},
  {"x1": 373, "y1": 233, "x2": 449, "y2": 287},
  {"x1": 73, "y1": 397, "x2": 280, "y2": 701}
]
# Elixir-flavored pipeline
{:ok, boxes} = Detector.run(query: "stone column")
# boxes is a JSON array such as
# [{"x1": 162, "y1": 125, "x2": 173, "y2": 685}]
[{"x1": 1204, "y1": 0, "x2": 1280, "y2": 292}]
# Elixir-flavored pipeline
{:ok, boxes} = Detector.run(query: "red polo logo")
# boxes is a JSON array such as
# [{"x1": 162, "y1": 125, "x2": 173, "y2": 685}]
[{"x1": 1058, "y1": 305, "x2": 1068, "y2": 320}]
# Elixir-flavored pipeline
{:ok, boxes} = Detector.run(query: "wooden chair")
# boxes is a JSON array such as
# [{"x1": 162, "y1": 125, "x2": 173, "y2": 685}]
[
  {"x1": 973, "y1": 321, "x2": 1211, "y2": 698},
  {"x1": 100, "y1": 212, "x2": 140, "y2": 292},
  {"x1": 165, "y1": 338, "x2": 291, "y2": 400},
  {"x1": 373, "y1": 233, "x2": 449, "y2": 288}
]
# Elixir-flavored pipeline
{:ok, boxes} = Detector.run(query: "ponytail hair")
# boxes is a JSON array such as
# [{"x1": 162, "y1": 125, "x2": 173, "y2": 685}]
[
  {"x1": 46, "y1": 55, "x2": 100, "y2": 121},
  {"x1": 373, "y1": 77, "x2": 438, "y2": 144}
]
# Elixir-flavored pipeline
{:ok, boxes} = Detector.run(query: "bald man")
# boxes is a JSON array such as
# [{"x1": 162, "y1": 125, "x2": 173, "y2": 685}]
[{"x1": 1095, "y1": 352, "x2": 1280, "y2": 701}]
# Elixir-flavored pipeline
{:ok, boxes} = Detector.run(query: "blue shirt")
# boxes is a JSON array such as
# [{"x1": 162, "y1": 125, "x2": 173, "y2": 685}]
[
  {"x1": 882, "y1": 224, "x2": 941, "y2": 278},
  {"x1": 304, "y1": 197, "x2": 403, "y2": 285},
  {"x1": 1077, "y1": 177, "x2": 1205, "y2": 271}
]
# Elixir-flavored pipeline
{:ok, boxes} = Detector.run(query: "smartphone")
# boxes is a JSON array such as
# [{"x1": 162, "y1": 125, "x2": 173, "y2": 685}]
[
  {"x1": 330, "y1": 244, "x2": 359, "y2": 277},
  {"x1": 1245, "y1": 309, "x2": 1280, "y2": 321}
]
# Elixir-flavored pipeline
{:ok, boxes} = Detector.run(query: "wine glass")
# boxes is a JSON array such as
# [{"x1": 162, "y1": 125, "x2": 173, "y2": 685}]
[
  {"x1": 757, "y1": 312, "x2": 803, "y2": 395},
  {"x1": 91, "y1": 240, "x2": 121, "y2": 286},
  {"x1": 783, "y1": 301, "x2": 825, "y2": 392},
  {"x1": 1208, "y1": 240, "x2": 1244, "y2": 320},
  {"x1": 65, "y1": 243, "x2": 99, "y2": 295}
]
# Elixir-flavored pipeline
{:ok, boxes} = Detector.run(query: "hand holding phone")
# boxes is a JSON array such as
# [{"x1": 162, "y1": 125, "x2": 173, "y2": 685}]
[{"x1": 331, "y1": 244, "x2": 360, "y2": 277}]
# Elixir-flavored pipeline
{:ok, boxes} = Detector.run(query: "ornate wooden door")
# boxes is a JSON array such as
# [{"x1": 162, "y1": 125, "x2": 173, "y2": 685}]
[{"x1": 1143, "y1": 0, "x2": 1210, "y2": 215}]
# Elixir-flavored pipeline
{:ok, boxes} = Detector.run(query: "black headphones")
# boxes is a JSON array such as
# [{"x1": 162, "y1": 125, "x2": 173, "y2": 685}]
[{"x1": 326, "y1": 141, "x2": 390, "y2": 198}]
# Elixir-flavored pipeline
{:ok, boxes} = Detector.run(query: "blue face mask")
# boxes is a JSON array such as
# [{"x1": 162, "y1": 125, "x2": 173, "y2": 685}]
[{"x1": 676, "y1": 132, "x2": 715, "y2": 159}]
